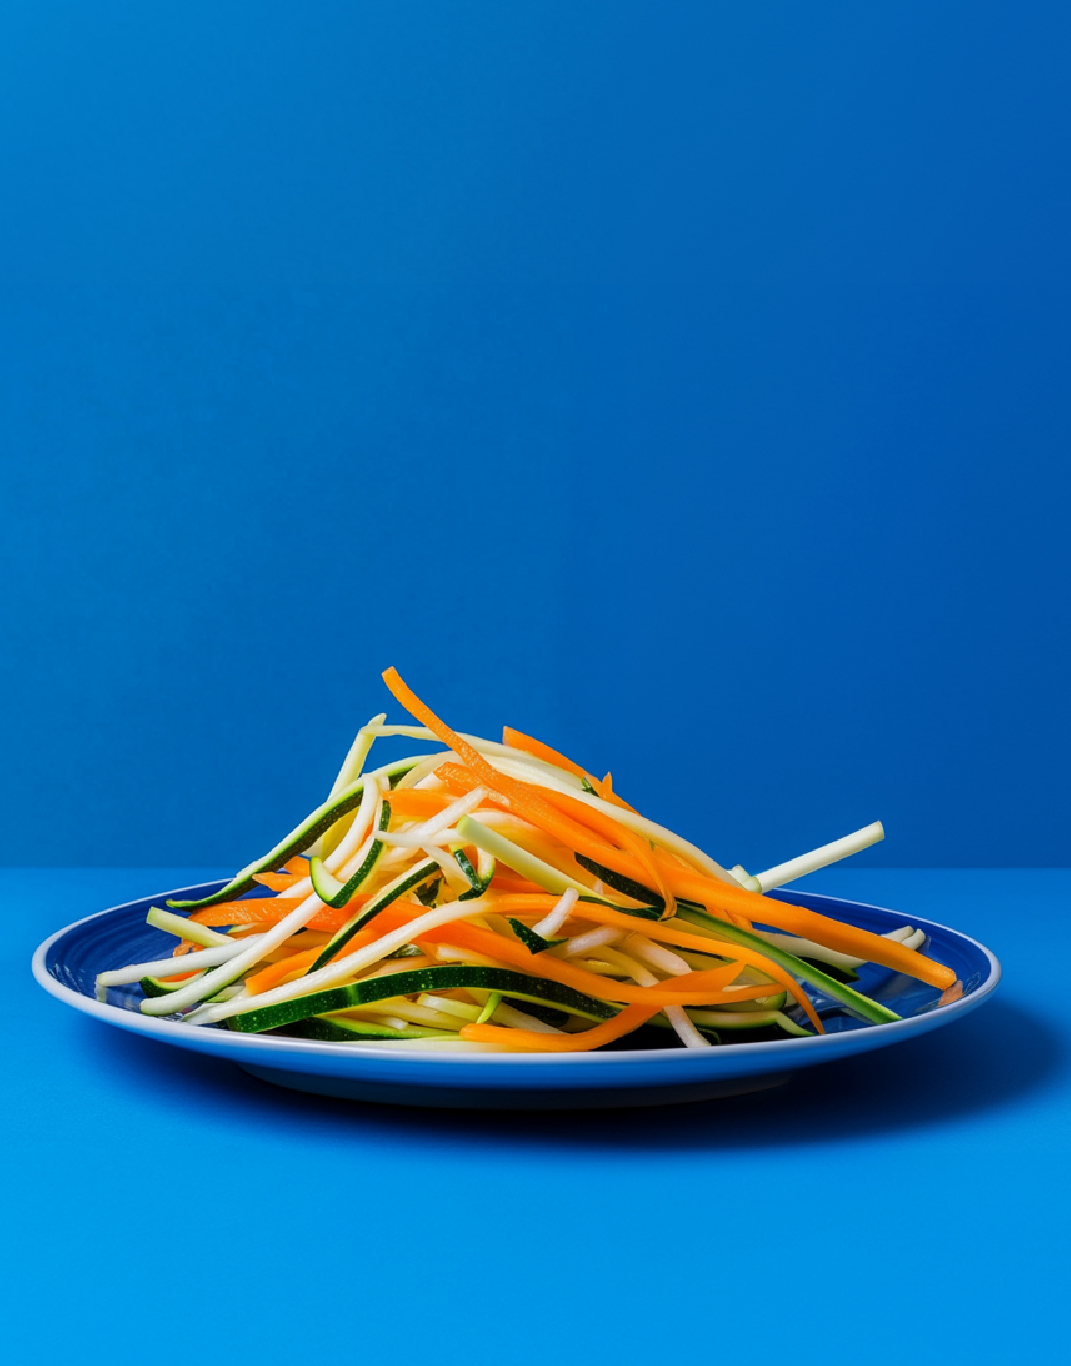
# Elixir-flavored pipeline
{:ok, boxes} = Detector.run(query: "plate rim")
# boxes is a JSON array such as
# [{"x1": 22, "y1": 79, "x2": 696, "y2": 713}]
[{"x1": 31, "y1": 878, "x2": 1002, "y2": 1073}]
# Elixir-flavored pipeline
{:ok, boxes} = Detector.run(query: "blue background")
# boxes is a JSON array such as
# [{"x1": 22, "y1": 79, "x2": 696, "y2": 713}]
[
  {"x1": 2, "y1": 1, "x2": 1070, "y2": 870},
  {"x1": 6, "y1": 867, "x2": 1069, "y2": 1363}
]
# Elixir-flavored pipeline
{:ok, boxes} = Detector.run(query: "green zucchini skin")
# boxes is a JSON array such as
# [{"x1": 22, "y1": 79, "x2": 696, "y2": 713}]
[
  {"x1": 279, "y1": 1017, "x2": 455, "y2": 1042},
  {"x1": 224, "y1": 965, "x2": 617, "y2": 1033},
  {"x1": 507, "y1": 918, "x2": 554, "y2": 954},
  {"x1": 574, "y1": 854, "x2": 665, "y2": 911},
  {"x1": 139, "y1": 975, "x2": 193, "y2": 997},
  {"x1": 166, "y1": 758, "x2": 421, "y2": 911},
  {"x1": 453, "y1": 848, "x2": 493, "y2": 901},
  {"x1": 414, "y1": 878, "x2": 441, "y2": 907},
  {"x1": 306, "y1": 859, "x2": 441, "y2": 974},
  {"x1": 798, "y1": 956, "x2": 860, "y2": 984},
  {"x1": 309, "y1": 800, "x2": 393, "y2": 909},
  {"x1": 672, "y1": 906, "x2": 901, "y2": 1025}
]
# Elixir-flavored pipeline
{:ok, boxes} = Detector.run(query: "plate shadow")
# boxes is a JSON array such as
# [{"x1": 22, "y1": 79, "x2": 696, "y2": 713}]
[{"x1": 78, "y1": 996, "x2": 1064, "y2": 1153}]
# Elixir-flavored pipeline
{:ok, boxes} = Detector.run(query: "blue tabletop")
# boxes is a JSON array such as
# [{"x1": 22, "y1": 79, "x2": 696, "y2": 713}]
[{"x1": 4, "y1": 868, "x2": 1067, "y2": 1364}]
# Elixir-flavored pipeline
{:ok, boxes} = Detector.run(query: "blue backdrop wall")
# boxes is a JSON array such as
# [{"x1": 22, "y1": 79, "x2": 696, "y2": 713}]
[{"x1": 1, "y1": 2, "x2": 1069, "y2": 869}]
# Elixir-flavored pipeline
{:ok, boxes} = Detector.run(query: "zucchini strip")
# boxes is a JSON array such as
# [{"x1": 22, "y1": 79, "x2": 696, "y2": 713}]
[
  {"x1": 671, "y1": 907, "x2": 900, "y2": 1025},
  {"x1": 575, "y1": 855, "x2": 664, "y2": 911},
  {"x1": 456, "y1": 816, "x2": 646, "y2": 912},
  {"x1": 97, "y1": 938, "x2": 258, "y2": 993},
  {"x1": 145, "y1": 906, "x2": 232, "y2": 948},
  {"x1": 141, "y1": 894, "x2": 330, "y2": 1016},
  {"x1": 281, "y1": 1017, "x2": 457, "y2": 1042},
  {"x1": 191, "y1": 893, "x2": 621, "y2": 1028},
  {"x1": 224, "y1": 965, "x2": 616, "y2": 1033},
  {"x1": 166, "y1": 756, "x2": 422, "y2": 911},
  {"x1": 306, "y1": 858, "x2": 441, "y2": 970},
  {"x1": 308, "y1": 798, "x2": 393, "y2": 909}
]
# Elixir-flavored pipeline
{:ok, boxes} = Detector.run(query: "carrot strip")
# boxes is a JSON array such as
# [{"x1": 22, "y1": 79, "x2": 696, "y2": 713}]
[
  {"x1": 384, "y1": 789, "x2": 455, "y2": 821},
  {"x1": 487, "y1": 870, "x2": 550, "y2": 895},
  {"x1": 638, "y1": 853, "x2": 956, "y2": 990},
  {"x1": 253, "y1": 872, "x2": 303, "y2": 891},
  {"x1": 460, "y1": 1003, "x2": 660, "y2": 1052},
  {"x1": 501, "y1": 727, "x2": 590, "y2": 781},
  {"x1": 383, "y1": 670, "x2": 643, "y2": 873},
  {"x1": 245, "y1": 949, "x2": 320, "y2": 995},
  {"x1": 187, "y1": 898, "x2": 359, "y2": 934},
  {"x1": 592, "y1": 772, "x2": 638, "y2": 814},
  {"x1": 473, "y1": 897, "x2": 822, "y2": 1029},
  {"x1": 532, "y1": 784, "x2": 674, "y2": 917},
  {"x1": 414, "y1": 920, "x2": 810, "y2": 1018},
  {"x1": 247, "y1": 900, "x2": 430, "y2": 991},
  {"x1": 188, "y1": 898, "x2": 303, "y2": 925}
]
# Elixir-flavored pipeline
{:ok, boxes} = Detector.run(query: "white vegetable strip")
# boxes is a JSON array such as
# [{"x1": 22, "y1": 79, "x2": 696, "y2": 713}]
[
  {"x1": 581, "y1": 937, "x2": 707, "y2": 1049},
  {"x1": 475, "y1": 754, "x2": 738, "y2": 885},
  {"x1": 363, "y1": 726, "x2": 587, "y2": 790},
  {"x1": 140, "y1": 891, "x2": 329, "y2": 1016},
  {"x1": 433, "y1": 944, "x2": 490, "y2": 963},
  {"x1": 491, "y1": 1001, "x2": 563, "y2": 1034},
  {"x1": 664, "y1": 1004, "x2": 712, "y2": 1049},
  {"x1": 533, "y1": 887, "x2": 578, "y2": 938},
  {"x1": 223, "y1": 755, "x2": 423, "y2": 888},
  {"x1": 287, "y1": 776, "x2": 382, "y2": 902},
  {"x1": 596, "y1": 945, "x2": 659, "y2": 987},
  {"x1": 372, "y1": 788, "x2": 487, "y2": 848},
  {"x1": 415, "y1": 994, "x2": 481, "y2": 1022},
  {"x1": 754, "y1": 921, "x2": 920, "y2": 970},
  {"x1": 145, "y1": 907, "x2": 232, "y2": 948},
  {"x1": 420, "y1": 844, "x2": 474, "y2": 890},
  {"x1": 325, "y1": 775, "x2": 382, "y2": 872},
  {"x1": 753, "y1": 930, "x2": 866, "y2": 971},
  {"x1": 190, "y1": 896, "x2": 515, "y2": 1026},
  {"x1": 623, "y1": 933, "x2": 691, "y2": 978},
  {"x1": 749, "y1": 821, "x2": 884, "y2": 892},
  {"x1": 564, "y1": 926, "x2": 620, "y2": 956},
  {"x1": 98, "y1": 937, "x2": 261, "y2": 990},
  {"x1": 327, "y1": 713, "x2": 388, "y2": 801},
  {"x1": 393, "y1": 751, "x2": 455, "y2": 790},
  {"x1": 612, "y1": 933, "x2": 709, "y2": 1047},
  {"x1": 456, "y1": 816, "x2": 592, "y2": 897}
]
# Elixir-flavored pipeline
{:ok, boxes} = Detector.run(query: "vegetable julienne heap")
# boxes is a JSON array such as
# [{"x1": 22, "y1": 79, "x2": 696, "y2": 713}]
[{"x1": 96, "y1": 669, "x2": 959, "y2": 1053}]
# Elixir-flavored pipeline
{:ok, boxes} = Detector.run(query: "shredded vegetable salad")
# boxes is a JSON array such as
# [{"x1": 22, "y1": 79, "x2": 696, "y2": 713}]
[{"x1": 96, "y1": 669, "x2": 960, "y2": 1051}]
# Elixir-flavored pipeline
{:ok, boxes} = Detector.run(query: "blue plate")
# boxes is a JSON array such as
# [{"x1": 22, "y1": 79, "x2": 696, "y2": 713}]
[{"x1": 32, "y1": 880, "x2": 1000, "y2": 1109}]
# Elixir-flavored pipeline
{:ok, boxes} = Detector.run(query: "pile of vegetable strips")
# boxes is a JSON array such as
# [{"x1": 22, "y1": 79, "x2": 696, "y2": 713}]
[{"x1": 97, "y1": 669, "x2": 959, "y2": 1052}]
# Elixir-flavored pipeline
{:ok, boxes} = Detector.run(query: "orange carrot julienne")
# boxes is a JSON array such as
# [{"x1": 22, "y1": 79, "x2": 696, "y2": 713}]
[
  {"x1": 591, "y1": 771, "x2": 638, "y2": 814},
  {"x1": 413, "y1": 919, "x2": 816, "y2": 1020},
  {"x1": 383, "y1": 670, "x2": 640, "y2": 869},
  {"x1": 187, "y1": 898, "x2": 360, "y2": 934},
  {"x1": 473, "y1": 897, "x2": 823, "y2": 1028},
  {"x1": 501, "y1": 726, "x2": 590, "y2": 780},
  {"x1": 633, "y1": 853, "x2": 956, "y2": 990},
  {"x1": 385, "y1": 789, "x2": 455, "y2": 821},
  {"x1": 253, "y1": 872, "x2": 302, "y2": 891},
  {"x1": 245, "y1": 949, "x2": 320, "y2": 995},
  {"x1": 461, "y1": 1003, "x2": 660, "y2": 1052}
]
